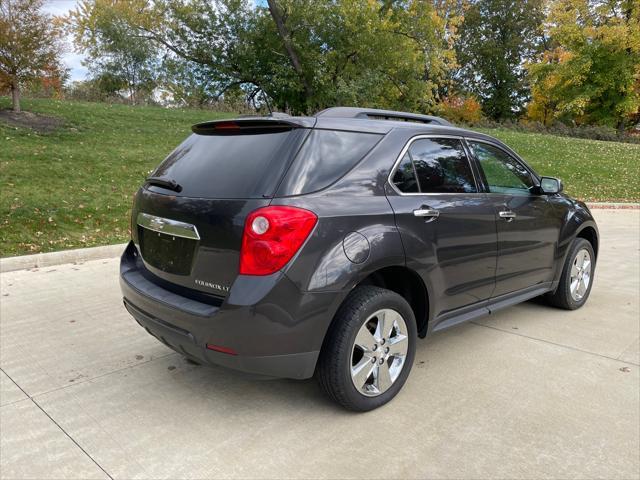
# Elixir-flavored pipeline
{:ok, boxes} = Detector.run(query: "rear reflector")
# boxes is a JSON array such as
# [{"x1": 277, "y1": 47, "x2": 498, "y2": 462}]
[{"x1": 206, "y1": 344, "x2": 238, "y2": 355}]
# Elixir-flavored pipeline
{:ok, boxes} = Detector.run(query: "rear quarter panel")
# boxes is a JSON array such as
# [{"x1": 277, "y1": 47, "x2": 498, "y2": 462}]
[{"x1": 273, "y1": 130, "x2": 415, "y2": 294}]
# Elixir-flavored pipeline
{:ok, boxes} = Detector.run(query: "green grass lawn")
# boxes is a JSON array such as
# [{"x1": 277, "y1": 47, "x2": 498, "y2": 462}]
[
  {"x1": 474, "y1": 128, "x2": 640, "y2": 203},
  {"x1": 1, "y1": 97, "x2": 638, "y2": 257},
  {"x1": 1, "y1": 98, "x2": 230, "y2": 256}
]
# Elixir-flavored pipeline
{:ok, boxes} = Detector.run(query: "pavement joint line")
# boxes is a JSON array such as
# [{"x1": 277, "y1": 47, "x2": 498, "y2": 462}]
[
  {"x1": 24, "y1": 351, "x2": 178, "y2": 401},
  {"x1": 0, "y1": 397, "x2": 32, "y2": 408},
  {"x1": 470, "y1": 321, "x2": 640, "y2": 367},
  {"x1": 0, "y1": 367, "x2": 114, "y2": 480}
]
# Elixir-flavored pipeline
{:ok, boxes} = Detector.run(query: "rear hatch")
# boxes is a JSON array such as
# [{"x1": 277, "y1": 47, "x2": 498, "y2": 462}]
[{"x1": 132, "y1": 118, "x2": 313, "y2": 298}]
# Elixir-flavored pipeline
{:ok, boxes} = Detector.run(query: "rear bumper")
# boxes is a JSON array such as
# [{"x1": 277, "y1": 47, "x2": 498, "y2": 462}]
[{"x1": 120, "y1": 242, "x2": 342, "y2": 379}]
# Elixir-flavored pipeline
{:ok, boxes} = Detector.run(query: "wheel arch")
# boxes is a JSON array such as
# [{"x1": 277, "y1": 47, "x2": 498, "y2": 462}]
[
  {"x1": 575, "y1": 225, "x2": 599, "y2": 258},
  {"x1": 553, "y1": 213, "x2": 599, "y2": 288},
  {"x1": 325, "y1": 265, "x2": 431, "y2": 340}
]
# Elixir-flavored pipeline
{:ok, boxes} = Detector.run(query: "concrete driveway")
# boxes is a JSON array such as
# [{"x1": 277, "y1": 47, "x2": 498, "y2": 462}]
[{"x1": 1, "y1": 209, "x2": 638, "y2": 480}]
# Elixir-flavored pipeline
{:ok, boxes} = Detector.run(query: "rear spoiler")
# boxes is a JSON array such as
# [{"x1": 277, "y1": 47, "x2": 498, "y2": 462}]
[{"x1": 192, "y1": 117, "x2": 316, "y2": 135}]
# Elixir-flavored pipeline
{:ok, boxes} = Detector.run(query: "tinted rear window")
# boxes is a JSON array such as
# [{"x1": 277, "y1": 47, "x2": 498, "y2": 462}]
[
  {"x1": 277, "y1": 129, "x2": 382, "y2": 196},
  {"x1": 149, "y1": 129, "x2": 307, "y2": 198}
]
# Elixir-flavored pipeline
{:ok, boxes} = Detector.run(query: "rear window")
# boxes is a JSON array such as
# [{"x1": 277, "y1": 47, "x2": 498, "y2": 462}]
[
  {"x1": 149, "y1": 129, "x2": 307, "y2": 198},
  {"x1": 276, "y1": 129, "x2": 382, "y2": 196}
]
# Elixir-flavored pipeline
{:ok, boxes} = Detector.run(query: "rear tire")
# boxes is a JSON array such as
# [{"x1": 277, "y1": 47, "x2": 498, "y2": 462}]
[
  {"x1": 545, "y1": 238, "x2": 595, "y2": 310},
  {"x1": 316, "y1": 286, "x2": 417, "y2": 412}
]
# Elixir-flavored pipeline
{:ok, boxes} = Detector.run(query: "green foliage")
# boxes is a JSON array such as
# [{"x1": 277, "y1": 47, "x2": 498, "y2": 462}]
[
  {"x1": 1, "y1": 97, "x2": 638, "y2": 256},
  {"x1": 68, "y1": 0, "x2": 159, "y2": 104},
  {"x1": 252, "y1": 0, "x2": 459, "y2": 112},
  {"x1": 527, "y1": 0, "x2": 640, "y2": 129},
  {"x1": 456, "y1": 0, "x2": 545, "y2": 120},
  {"x1": 67, "y1": 0, "x2": 462, "y2": 114}
]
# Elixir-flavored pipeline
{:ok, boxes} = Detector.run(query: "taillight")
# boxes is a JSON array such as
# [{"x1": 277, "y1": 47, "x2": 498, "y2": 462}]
[{"x1": 239, "y1": 206, "x2": 317, "y2": 276}]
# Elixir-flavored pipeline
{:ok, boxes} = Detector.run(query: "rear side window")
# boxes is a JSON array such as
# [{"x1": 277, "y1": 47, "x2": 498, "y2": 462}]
[
  {"x1": 150, "y1": 129, "x2": 306, "y2": 199},
  {"x1": 391, "y1": 153, "x2": 419, "y2": 193},
  {"x1": 277, "y1": 129, "x2": 382, "y2": 196},
  {"x1": 391, "y1": 138, "x2": 477, "y2": 194}
]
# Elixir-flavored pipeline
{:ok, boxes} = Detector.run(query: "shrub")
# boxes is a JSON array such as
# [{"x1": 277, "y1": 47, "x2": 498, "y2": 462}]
[
  {"x1": 470, "y1": 118, "x2": 639, "y2": 144},
  {"x1": 436, "y1": 95, "x2": 484, "y2": 125}
]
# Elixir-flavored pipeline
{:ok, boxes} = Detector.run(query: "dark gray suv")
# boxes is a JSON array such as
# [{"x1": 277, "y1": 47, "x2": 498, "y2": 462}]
[{"x1": 120, "y1": 107, "x2": 599, "y2": 411}]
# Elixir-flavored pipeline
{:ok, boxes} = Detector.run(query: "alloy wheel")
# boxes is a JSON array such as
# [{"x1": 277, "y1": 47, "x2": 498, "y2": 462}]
[
  {"x1": 570, "y1": 248, "x2": 592, "y2": 301},
  {"x1": 350, "y1": 308, "x2": 409, "y2": 397}
]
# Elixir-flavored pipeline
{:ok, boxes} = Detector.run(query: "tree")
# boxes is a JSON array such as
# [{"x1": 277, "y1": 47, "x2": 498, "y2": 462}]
[
  {"x1": 69, "y1": 0, "x2": 160, "y2": 104},
  {"x1": 455, "y1": 0, "x2": 545, "y2": 120},
  {"x1": 68, "y1": 0, "x2": 460, "y2": 114},
  {"x1": 0, "y1": 0, "x2": 65, "y2": 112},
  {"x1": 242, "y1": 0, "x2": 462, "y2": 113},
  {"x1": 527, "y1": 0, "x2": 640, "y2": 130}
]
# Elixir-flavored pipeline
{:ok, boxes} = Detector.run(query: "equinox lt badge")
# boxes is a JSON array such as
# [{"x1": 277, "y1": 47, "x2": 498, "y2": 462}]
[{"x1": 195, "y1": 279, "x2": 230, "y2": 293}]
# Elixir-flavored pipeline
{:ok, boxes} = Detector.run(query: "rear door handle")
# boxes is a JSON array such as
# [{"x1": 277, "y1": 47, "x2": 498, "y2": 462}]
[
  {"x1": 499, "y1": 210, "x2": 516, "y2": 221},
  {"x1": 413, "y1": 208, "x2": 440, "y2": 220}
]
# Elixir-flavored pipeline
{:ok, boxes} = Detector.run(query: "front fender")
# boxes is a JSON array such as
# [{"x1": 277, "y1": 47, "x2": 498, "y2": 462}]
[{"x1": 552, "y1": 198, "x2": 599, "y2": 286}]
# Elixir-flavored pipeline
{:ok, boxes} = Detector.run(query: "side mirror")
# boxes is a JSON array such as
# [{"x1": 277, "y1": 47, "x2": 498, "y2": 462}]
[{"x1": 539, "y1": 176, "x2": 563, "y2": 194}]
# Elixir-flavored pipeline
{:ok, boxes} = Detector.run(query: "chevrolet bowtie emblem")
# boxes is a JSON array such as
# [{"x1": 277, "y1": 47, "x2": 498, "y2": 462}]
[{"x1": 149, "y1": 217, "x2": 165, "y2": 230}]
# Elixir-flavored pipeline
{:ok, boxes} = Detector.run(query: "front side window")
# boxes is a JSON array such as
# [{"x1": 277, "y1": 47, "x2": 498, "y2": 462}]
[
  {"x1": 408, "y1": 138, "x2": 477, "y2": 193},
  {"x1": 469, "y1": 141, "x2": 534, "y2": 195}
]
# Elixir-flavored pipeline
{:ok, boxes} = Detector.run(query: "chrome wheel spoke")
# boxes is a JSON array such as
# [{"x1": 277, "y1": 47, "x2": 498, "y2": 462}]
[
  {"x1": 373, "y1": 310, "x2": 395, "y2": 342},
  {"x1": 354, "y1": 326, "x2": 376, "y2": 353},
  {"x1": 376, "y1": 361, "x2": 393, "y2": 392},
  {"x1": 387, "y1": 334, "x2": 408, "y2": 357},
  {"x1": 570, "y1": 278, "x2": 580, "y2": 293},
  {"x1": 570, "y1": 262, "x2": 579, "y2": 278},
  {"x1": 578, "y1": 278, "x2": 588, "y2": 296},
  {"x1": 351, "y1": 355, "x2": 375, "y2": 390}
]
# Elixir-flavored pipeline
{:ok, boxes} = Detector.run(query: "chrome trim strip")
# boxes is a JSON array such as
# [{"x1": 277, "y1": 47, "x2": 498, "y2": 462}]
[
  {"x1": 137, "y1": 213, "x2": 200, "y2": 240},
  {"x1": 386, "y1": 134, "x2": 481, "y2": 197}
]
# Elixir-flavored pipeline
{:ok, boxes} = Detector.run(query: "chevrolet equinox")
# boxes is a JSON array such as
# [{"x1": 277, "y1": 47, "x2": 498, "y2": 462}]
[{"x1": 120, "y1": 107, "x2": 599, "y2": 411}]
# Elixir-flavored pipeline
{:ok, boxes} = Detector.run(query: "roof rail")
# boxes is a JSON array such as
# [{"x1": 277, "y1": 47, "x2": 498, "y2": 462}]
[{"x1": 315, "y1": 107, "x2": 452, "y2": 126}]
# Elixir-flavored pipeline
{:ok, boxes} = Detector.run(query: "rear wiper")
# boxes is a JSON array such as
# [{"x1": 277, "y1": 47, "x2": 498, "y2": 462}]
[{"x1": 146, "y1": 176, "x2": 182, "y2": 193}]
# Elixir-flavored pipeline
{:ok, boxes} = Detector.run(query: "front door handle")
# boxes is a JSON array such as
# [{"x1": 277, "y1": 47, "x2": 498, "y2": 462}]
[
  {"x1": 499, "y1": 210, "x2": 516, "y2": 221},
  {"x1": 413, "y1": 208, "x2": 440, "y2": 220}
]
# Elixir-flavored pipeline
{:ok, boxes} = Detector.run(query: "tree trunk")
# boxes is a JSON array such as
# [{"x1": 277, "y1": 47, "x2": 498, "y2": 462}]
[
  {"x1": 266, "y1": 0, "x2": 313, "y2": 104},
  {"x1": 11, "y1": 81, "x2": 21, "y2": 113}
]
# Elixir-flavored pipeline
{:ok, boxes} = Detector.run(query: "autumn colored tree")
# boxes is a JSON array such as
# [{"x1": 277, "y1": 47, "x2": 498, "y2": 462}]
[
  {"x1": 527, "y1": 0, "x2": 640, "y2": 130},
  {"x1": 0, "y1": 0, "x2": 65, "y2": 112}
]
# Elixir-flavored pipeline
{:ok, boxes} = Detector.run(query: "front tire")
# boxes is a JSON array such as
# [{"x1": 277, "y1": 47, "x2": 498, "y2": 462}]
[
  {"x1": 316, "y1": 286, "x2": 417, "y2": 411},
  {"x1": 545, "y1": 238, "x2": 595, "y2": 310}
]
